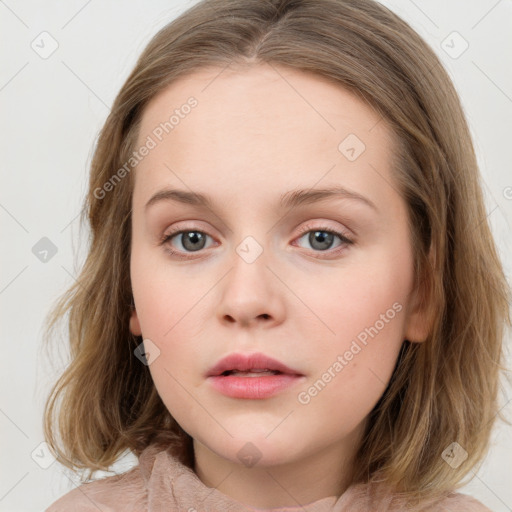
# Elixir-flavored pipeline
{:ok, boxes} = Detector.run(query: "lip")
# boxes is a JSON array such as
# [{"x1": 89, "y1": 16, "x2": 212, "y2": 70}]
[
  {"x1": 206, "y1": 352, "x2": 305, "y2": 400},
  {"x1": 208, "y1": 373, "x2": 304, "y2": 399},
  {"x1": 206, "y1": 352, "x2": 302, "y2": 377}
]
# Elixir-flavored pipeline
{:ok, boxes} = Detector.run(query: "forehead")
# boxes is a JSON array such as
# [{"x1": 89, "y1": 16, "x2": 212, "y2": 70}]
[
  {"x1": 137, "y1": 63, "x2": 386, "y2": 142},
  {"x1": 132, "y1": 63, "x2": 397, "y2": 212}
]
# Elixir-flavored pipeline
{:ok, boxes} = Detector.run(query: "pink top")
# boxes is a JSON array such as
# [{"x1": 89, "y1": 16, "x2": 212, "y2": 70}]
[{"x1": 45, "y1": 443, "x2": 492, "y2": 511}]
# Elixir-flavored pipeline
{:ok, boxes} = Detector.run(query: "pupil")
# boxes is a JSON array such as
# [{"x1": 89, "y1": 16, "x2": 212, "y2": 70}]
[
  {"x1": 310, "y1": 231, "x2": 333, "y2": 251},
  {"x1": 182, "y1": 232, "x2": 205, "y2": 251}
]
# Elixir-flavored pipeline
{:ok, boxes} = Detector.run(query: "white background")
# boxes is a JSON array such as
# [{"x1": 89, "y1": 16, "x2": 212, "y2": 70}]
[{"x1": 1, "y1": 0, "x2": 511, "y2": 510}]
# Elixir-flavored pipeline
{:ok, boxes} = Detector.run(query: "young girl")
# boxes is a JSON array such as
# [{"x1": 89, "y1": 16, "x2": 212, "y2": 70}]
[{"x1": 43, "y1": 0, "x2": 510, "y2": 510}]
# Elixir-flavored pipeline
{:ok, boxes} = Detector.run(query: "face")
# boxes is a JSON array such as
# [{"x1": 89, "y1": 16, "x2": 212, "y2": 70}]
[{"x1": 129, "y1": 63, "x2": 427, "y2": 474}]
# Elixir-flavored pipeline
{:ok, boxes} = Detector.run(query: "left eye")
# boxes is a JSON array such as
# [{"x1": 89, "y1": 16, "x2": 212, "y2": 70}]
[{"x1": 296, "y1": 228, "x2": 349, "y2": 252}]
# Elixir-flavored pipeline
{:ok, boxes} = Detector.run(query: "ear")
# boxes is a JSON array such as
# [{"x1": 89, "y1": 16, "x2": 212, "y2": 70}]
[
  {"x1": 129, "y1": 305, "x2": 142, "y2": 336},
  {"x1": 404, "y1": 290, "x2": 430, "y2": 343},
  {"x1": 404, "y1": 250, "x2": 435, "y2": 343}
]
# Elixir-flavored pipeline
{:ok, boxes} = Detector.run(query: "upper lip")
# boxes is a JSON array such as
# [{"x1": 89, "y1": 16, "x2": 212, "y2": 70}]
[{"x1": 206, "y1": 352, "x2": 303, "y2": 377}]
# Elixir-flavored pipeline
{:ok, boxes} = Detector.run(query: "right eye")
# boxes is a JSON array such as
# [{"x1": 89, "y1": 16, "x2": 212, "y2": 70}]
[{"x1": 160, "y1": 228, "x2": 216, "y2": 259}]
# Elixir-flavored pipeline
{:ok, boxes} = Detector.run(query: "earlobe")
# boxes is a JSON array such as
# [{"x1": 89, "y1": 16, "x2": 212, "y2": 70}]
[
  {"x1": 404, "y1": 250, "x2": 436, "y2": 343},
  {"x1": 404, "y1": 302, "x2": 431, "y2": 343},
  {"x1": 130, "y1": 306, "x2": 142, "y2": 336},
  {"x1": 404, "y1": 281, "x2": 432, "y2": 342}
]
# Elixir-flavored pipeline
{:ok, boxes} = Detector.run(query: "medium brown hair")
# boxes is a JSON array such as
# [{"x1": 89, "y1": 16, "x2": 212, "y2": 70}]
[{"x1": 43, "y1": 0, "x2": 511, "y2": 505}]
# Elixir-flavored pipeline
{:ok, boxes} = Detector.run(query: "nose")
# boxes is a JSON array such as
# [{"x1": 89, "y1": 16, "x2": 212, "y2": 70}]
[{"x1": 217, "y1": 245, "x2": 285, "y2": 329}]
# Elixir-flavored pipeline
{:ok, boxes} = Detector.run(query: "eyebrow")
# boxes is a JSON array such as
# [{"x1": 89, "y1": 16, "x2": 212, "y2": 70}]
[{"x1": 144, "y1": 185, "x2": 377, "y2": 212}]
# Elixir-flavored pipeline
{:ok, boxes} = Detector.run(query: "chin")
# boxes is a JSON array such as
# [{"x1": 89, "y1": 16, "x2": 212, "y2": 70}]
[{"x1": 216, "y1": 431, "x2": 305, "y2": 468}]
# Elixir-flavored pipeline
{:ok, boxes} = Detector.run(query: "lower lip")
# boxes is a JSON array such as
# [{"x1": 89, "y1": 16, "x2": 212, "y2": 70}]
[{"x1": 208, "y1": 373, "x2": 304, "y2": 399}]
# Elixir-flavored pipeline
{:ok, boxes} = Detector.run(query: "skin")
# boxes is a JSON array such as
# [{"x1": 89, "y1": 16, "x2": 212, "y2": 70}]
[{"x1": 129, "y1": 62, "x2": 429, "y2": 508}]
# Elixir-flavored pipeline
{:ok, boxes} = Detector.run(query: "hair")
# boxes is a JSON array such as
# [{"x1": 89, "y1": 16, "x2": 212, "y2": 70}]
[{"x1": 43, "y1": 0, "x2": 511, "y2": 506}]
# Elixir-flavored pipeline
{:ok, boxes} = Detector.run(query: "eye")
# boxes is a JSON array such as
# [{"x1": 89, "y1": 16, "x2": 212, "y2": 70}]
[
  {"x1": 293, "y1": 223, "x2": 354, "y2": 257},
  {"x1": 160, "y1": 228, "x2": 215, "y2": 259},
  {"x1": 159, "y1": 223, "x2": 354, "y2": 260}
]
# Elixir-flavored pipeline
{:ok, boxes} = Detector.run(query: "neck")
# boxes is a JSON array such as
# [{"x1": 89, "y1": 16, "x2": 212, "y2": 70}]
[{"x1": 192, "y1": 426, "x2": 364, "y2": 509}]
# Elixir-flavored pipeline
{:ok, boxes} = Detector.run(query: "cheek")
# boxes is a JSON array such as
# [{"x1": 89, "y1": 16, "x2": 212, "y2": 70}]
[
  {"x1": 130, "y1": 241, "x2": 203, "y2": 337},
  {"x1": 295, "y1": 300, "x2": 405, "y2": 438},
  {"x1": 296, "y1": 244, "x2": 411, "y2": 403},
  {"x1": 304, "y1": 243, "x2": 412, "y2": 343},
  {"x1": 130, "y1": 246, "x2": 210, "y2": 376}
]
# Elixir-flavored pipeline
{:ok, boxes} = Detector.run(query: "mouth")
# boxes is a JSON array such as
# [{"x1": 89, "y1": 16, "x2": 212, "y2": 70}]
[
  {"x1": 219, "y1": 369, "x2": 283, "y2": 377},
  {"x1": 206, "y1": 352, "x2": 303, "y2": 378},
  {"x1": 206, "y1": 352, "x2": 305, "y2": 399}
]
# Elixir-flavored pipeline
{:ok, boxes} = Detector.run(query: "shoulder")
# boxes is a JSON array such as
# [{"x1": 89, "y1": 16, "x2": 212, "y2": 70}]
[
  {"x1": 45, "y1": 467, "x2": 146, "y2": 512},
  {"x1": 346, "y1": 481, "x2": 493, "y2": 512},
  {"x1": 431, "y1": 491, "x2": 492, "y2": 512}
]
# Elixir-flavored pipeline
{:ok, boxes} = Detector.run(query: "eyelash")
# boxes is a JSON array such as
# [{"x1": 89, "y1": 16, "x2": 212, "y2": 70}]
[{"x1": 159, "y1": 223, "x2": 354, "y2": 260}]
